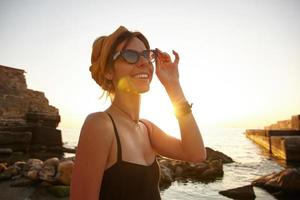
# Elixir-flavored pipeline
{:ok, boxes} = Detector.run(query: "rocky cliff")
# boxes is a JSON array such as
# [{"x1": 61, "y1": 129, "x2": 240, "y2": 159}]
[{"x1": 0, "y1": 65, "x2": 63, "y2": 164}]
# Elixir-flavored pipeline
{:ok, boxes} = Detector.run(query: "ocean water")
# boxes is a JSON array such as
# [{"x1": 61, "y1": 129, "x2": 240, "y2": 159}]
[{"x1": 61, "y1": 127, "x2": 284, "y2": 199}]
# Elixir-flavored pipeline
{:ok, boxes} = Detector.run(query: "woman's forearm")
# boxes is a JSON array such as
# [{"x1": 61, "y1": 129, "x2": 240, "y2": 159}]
[{"x1": 166, "y1": 82, "x2": 206, "y2": 162}]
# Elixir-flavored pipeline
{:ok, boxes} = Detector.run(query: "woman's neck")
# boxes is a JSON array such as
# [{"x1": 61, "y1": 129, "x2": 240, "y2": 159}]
[{"x1": 111, "y1": 90, "x2": 141, "y2": 122}]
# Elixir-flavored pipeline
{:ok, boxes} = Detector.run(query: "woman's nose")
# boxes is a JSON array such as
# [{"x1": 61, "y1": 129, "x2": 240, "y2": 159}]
[{"x1": 136, "y1": 56, "x2": 150, "y2": 68}]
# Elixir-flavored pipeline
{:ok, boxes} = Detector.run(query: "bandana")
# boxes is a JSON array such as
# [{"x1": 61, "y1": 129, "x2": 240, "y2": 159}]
[{"x1": 89, "y1": 26, "x2": 129, "y2": 90}]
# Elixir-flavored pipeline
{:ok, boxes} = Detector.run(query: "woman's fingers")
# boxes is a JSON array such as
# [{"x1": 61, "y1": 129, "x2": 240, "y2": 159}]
[
  {"x1": 156, "y1": 48, "x2": 171, "y2": 62},
  {"x1": 173, "y1": 50, "x2": 179, "y2": 64},
  {"x1": 155, "y1": 48, "x2": 179, "y2": 64}
]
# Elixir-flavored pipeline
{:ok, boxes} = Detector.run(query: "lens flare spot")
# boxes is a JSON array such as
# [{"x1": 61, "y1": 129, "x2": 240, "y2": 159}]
[{"x1": 117, "y1": 76, "x2": 138, "y2": 94}]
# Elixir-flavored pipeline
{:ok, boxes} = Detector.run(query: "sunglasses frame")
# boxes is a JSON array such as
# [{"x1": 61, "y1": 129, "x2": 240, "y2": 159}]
[{"x1": 112, "y1": 49, "x2": 157, "y2": 64}]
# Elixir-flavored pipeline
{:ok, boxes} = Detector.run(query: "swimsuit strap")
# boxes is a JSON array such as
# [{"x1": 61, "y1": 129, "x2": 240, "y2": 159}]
[{"x1": 106, "y1": 112, "x2": 122, "y2": 162}]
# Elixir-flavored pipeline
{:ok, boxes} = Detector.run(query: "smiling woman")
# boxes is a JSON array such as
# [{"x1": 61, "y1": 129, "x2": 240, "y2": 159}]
[{"x1": 70, "y1": 25, "x2": 206, "y2": 200}]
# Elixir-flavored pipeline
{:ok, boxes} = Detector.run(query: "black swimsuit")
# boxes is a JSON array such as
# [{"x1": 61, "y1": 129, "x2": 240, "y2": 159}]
[{"x1": 99, "y1": 113, "x2": 161, "y2": 200}]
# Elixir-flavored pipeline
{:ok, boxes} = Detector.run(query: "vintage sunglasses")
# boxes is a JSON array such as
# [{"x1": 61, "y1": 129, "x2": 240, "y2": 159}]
[{"x1": 112, "y1": 49, "x2": 157, "y2": 64}]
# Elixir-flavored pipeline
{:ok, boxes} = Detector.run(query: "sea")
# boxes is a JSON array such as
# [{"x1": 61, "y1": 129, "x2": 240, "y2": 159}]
[{"x1": 61, "y1": 127, "x2": 289, "y2": 200}]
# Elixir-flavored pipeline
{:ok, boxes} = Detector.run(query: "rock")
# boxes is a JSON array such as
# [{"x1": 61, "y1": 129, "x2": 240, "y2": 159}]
[
  {"x1": 2, "y1": 165, "x2": 20, "y2": 178},
  {"x1": 252, "y1": 168, "x2": 300, "y2": 195},
  {"x1": 0, "y1": 131, "x2": 32, "y2": 145},
  {"x1": 206, "y1": 147, "x2": 234, "y2": 163},
  {"x1": 157, "y1": 148, "x2": 229, "y2": 190},
  {"x1": 24, "y1": 159, "x2": 43, "y2": 180},
  {"x1": 219, "y1": 185, "x2": 256, "y2": 199},
  {"x1": 0, "y1": 163, "x2": 7, "y2": 172},
  {"x1": 27, "y1": 170, "x2": 39, "y2": 180},
  {"x1": 0, "y1": 65, "x2": 63, "y2": 164},
  {"x1": 26, "y1": 112, "x2": 60, "y2": 128},
  {"x1": 39, "y1": 157, "x2": 59, "y2": 182},
  {"x1": 62, "y1": 146, "x2": 76, "y2": 154},
  {"x1": 1, "y1": 161, "x2": 27, "y2": 180},
  {"x1": 26, "y1": 159, "x2": 43, "y2": 169},
  {"x1": 174, "y1": 165, "x2": 184, "y2": 177},
  {"x1": 194, "y1": 163, "x2": 209, "y2": 176},
  {"x1": 209, "y1": 159, "x2": 223, "y2": 172},
  {"x1": 56, "y1": 160, "x2": 74, "y2": 185},
  {"x1": 197, "y1": 159, "x2": 223, "y2": 181},
  {"x1": 47, "y1": 185, "x2": 70, "y2": 198},
  {"x1": 14, "y1": 161, "x2": 27, "y2": 171},
  {"x1": 30, "y1": 126, "x2": 62, "y2": 146},
  {"x1": 0, "y1": 148, "x2": 13, "y2": 154}
]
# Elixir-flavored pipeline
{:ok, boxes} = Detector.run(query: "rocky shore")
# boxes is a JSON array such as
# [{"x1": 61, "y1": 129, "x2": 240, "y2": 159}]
[{"x1": 0, "y1": 147, "x2": 233, "y2": 199}]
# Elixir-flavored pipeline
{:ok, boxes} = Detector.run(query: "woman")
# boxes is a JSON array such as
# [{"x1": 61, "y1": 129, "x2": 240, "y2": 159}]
[{"x1": 70, "y1": 26, "x2": 206, "y2": 200}]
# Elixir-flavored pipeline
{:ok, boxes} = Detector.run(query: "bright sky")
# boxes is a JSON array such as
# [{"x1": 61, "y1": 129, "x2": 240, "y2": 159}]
[{"x1": 1, "y1": 0, "x2": 300, "y2": 137}]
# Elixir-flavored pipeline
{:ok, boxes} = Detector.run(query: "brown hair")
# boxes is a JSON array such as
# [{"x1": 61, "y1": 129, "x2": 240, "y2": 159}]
[{"x1": 91, "y1": 29, "x2": 150, "y2": 99}]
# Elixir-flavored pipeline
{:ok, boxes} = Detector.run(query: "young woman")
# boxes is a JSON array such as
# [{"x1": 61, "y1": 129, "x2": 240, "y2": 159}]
[{"x1": 70, "y1": 26, "x2": 206, "y2": 200}]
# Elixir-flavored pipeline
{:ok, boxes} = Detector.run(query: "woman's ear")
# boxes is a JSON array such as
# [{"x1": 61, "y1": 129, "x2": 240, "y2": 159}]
[{"x1": 104, "y1": 70, "x2": 113, "y2": 81}]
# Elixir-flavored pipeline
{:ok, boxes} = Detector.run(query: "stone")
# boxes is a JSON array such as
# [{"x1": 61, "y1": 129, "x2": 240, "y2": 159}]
[
  {"x1": 0, "y1": 164, "x2": 21, "y2": 180},
  {"x1": 159, "y1": 166, "x2": 173, "y2": 190},
  {"x1": 30, "y1": 126, "x2": 62, "y2": 146},
  {"x1": 219, "y1": 185, "x2": 256, "y2": 199},
  {"x1": 0, "y1": 163, "x2": 7, "y2": 172},
  {"x1": 252, "y1": 168, "x2": 300, "y2": 193},
  {"x1": 206, "y1": 147, "x2": 234, "y2": 163},
  {"x1": 0, "y1": 148, "x2": 13, "y2": 154},
  {"x1": 157, "y1": 147, "x2": 229, "y2": 189},
  {"x1": 0, "y1": 65, "x2": 63, "y2": 163},
  {"x1": 39, "y1": 157, "x2": 60, "y2": 182},
  {"x1": 26, "y1": 112, "x2": 60, "y2": 127},
  {"x1": 24, "y1": 159, "x2": 43, "y2": 180},
  {"x1": 14, "y1": 161, "x2": 27, "y2": 170},
  {"x1": 56, "y1": 160, "x2": 74, "y2": 185},
  {"x1": 27, "y1": 170, "x2": 39, "y2": 180},
  {"x1": 0, "y1": 131, "x2": 32, "y2": 145}
]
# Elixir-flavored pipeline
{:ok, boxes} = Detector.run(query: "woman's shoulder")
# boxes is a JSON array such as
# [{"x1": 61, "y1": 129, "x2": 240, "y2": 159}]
[
  {"x1": 80, "y1": 111, "x2": 114, "y2": 139},
  {"x1": 86, "y1": 111, "x2": 108, "y2": 121},
  {"x1": 140, "y1": 118, "x2": 154, "y2": 132}
]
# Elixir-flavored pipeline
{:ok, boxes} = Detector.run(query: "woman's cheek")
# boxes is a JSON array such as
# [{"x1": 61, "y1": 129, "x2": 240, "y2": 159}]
[{"x1": 149, "y1": 64, "x2": 154, "y2": 81}]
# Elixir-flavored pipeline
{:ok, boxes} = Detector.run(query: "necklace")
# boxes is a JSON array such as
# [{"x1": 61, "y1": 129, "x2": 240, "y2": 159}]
[{"x1": 111, "y1": 104, "x2": 140, "y2": 128}]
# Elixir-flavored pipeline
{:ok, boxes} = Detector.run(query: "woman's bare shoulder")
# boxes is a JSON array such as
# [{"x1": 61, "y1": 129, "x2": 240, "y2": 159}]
[{"x1": 80, "y1": 111, "x2": 113, "y2": 141}]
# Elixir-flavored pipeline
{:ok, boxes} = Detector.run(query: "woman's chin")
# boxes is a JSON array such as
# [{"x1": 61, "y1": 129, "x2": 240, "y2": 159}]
[
  {"x1": 132, "y1": 79, "x2": 151, "y2": 93},
  {"x1": 135, "y1": 85, "x2": 150, "y2": 94}
]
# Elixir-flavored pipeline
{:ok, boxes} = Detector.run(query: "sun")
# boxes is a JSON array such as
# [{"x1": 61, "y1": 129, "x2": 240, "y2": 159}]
[{"x1": 140, "y1": 78, "x2": 181, "y2": 139}]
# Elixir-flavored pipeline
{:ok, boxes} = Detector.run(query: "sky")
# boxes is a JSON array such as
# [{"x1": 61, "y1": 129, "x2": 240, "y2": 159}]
[{"x1": 1, "y1": 0, "x2": 300, "y2": 138}]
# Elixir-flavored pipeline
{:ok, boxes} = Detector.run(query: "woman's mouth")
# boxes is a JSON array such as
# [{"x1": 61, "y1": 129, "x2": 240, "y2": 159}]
[{"x1": 132, "y1": 73, "x2": 149, "y2": 79}]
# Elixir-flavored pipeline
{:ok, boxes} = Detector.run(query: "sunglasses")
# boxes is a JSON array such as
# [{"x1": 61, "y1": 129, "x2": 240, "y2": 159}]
[{"x1": 112, "y1": 49, "x2": 157, "y2": 64}]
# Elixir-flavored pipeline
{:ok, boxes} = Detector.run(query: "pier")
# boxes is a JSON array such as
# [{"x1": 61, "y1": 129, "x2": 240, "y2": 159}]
[{"x1": 245, "y1": 115, "x2": 300, "y2": 162}]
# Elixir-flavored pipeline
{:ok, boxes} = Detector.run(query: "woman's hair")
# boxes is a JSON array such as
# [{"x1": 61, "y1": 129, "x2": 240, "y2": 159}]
[{"x1": 90, "y1": 27, "x2": 150, "y2": 100}]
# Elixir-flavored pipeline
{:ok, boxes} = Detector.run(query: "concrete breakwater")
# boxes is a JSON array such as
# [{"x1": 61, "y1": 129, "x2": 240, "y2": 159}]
[{"x1": 245, "y1": 114, "x2": 300, "y2": 162}]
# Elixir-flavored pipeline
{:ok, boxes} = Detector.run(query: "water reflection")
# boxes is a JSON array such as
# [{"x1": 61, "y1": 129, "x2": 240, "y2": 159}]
[{"x1": 161, "y1": 128, "x2": 282, "y2": 199}]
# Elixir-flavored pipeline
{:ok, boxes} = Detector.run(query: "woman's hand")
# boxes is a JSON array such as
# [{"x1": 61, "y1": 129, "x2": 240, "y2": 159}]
[{"x1": 155, "y1": 48, "x2": 180, "y2": 90}]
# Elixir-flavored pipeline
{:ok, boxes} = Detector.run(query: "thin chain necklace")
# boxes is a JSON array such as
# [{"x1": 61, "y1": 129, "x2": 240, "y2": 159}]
[{"x1": 111, "y1": 104, "x2": 140, "y2": 128}]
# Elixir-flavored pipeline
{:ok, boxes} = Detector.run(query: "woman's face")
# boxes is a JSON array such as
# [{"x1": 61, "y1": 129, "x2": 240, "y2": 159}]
[{"x1": 111, "y1": 37, "x2": 154, "y2": 94}]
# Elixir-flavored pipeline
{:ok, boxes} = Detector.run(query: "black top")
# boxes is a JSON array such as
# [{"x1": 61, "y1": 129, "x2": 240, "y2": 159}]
[{"x1": 99, "y1": 113, "x2": 161, "y2": 200}]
